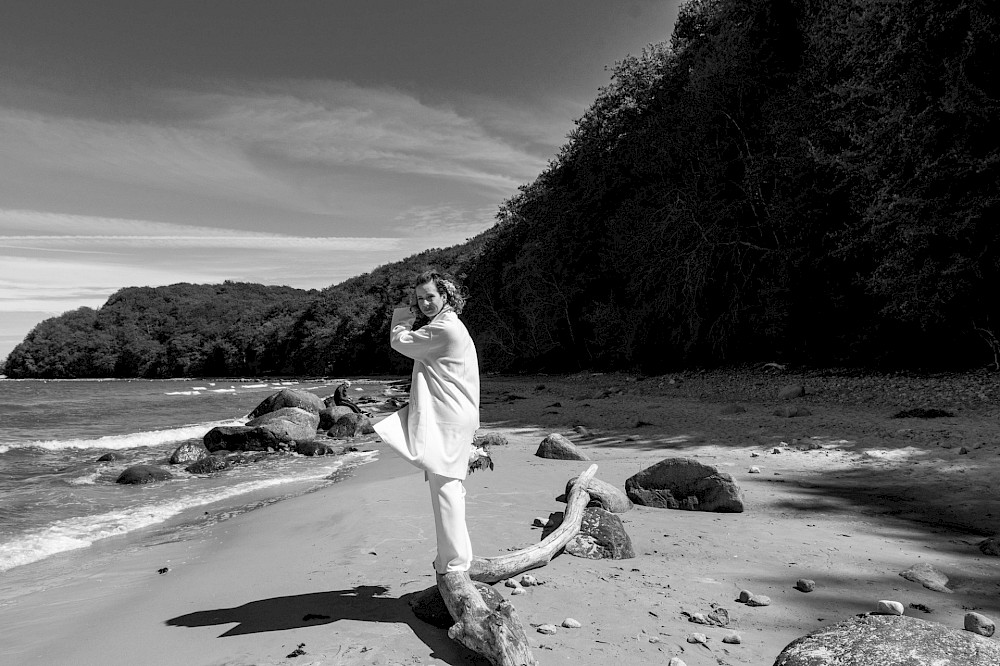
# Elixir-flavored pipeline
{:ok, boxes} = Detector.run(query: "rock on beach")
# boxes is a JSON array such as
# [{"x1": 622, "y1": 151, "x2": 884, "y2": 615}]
[
  {"x1": 535, "y1": 433, "x2": 590, "y2": 460},
  {"x1": 773, "y1": 614, "x2": 1000, "y2": 665},
  {"x1": 625, "y1": 457, "x2": 744, "y2": 512}
]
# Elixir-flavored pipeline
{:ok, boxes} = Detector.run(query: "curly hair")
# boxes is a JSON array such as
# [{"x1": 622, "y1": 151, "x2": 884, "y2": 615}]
[{"x1": 410, "y1": 270, "x2": 466, "y2": 328}]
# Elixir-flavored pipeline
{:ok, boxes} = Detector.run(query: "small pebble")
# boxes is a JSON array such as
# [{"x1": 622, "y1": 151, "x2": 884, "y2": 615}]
[
  {"x1": 964, "y1": 611, "x2": 996, "y2": 637},
  {"x1": 157, "y1": 567, "x2": 169, "y2": 575},
  {"x1": 648, "y1": 636, "x2": 660, "y2": 643},
  {"x1": 795, "y1": 578, "x2": 816, "y2": 592},
  {"x1": 772, "y1": 447, "x2": 781, "y2": 454},
  {"x1": 876, "y1": 600, "x2": 905, "y2": 615},
  {"x1": 749, "y1": 466, "x2": 761, "y2": 473},
  {"x1": 738, "y1": 589, "x2": 753, "y2": 603},
  {"x1": 686, "y1": 632, "x2": 708, "y2": 644},
  {"x1": 750, "y1": 451, "x2": 760, "y2": 458},
  {"x1": 537, "y1": 624, "x2": 558, "y2": 635},
  {"x1": 668, "y1": 659, "x2": 687, "y2": 666},
  {"x1": 689, "y1": 612, "x2": 709, "y2": 624},
  {"x1": 959, "y1": 446, "x2": 970, "y2": 454},
  {"x1": 520, "y1": 574, "x2": 539, "y2": 587},
  {"x1": 722, "y1": 632, "x2": 742, "y2": 644},
  {"x1": 532, "y1": 517, "x2": 549, "y2": 527},
  {"x1": 510, "y1": 587, "x2": 525, "y2": 596},
  {"x1": 504, "y1": 578, "x2": 520, "y2": 588},
  {"x1": 746, "y1": 594, "x2": 771, "y2": 607},
  {"x1": 562, "y1": 618, "x2": 581, "y2": 629}
]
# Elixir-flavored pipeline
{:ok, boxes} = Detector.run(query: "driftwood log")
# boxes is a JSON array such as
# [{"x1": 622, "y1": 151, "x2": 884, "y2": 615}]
[
  {"x1": 435, "y1": 464, "x2": 599, "y2": 665},
  {"x1": 468, "y1": 463, "x2": 598, "y2": 584}
]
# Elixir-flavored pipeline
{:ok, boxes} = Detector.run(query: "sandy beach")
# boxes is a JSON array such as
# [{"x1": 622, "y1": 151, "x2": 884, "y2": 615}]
[{"x1": 2, "y1": 370, "x2": 999, "y2": 665}]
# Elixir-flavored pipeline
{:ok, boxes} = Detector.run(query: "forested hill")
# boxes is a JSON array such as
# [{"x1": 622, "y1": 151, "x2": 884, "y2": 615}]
[{"x1": 5, "y1": 0, "x2": 999, "y2": 378}]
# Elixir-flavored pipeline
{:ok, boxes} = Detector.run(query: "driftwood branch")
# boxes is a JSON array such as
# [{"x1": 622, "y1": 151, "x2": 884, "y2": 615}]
[
  {"x1": 436, "y1": 571, "x2": 537, "y2": 666},
  {"x1": 434, "y1": 463, "x2": 598, "y2": 665},
  {"x1": 468, "y1": 463, "x2": 598, "y2": 584}
]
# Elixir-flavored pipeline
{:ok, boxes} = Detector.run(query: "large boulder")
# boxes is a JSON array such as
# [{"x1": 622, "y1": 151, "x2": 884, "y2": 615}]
[
  {"x1": 116, "y1": 465, "x2": 172, "y2": 485},
  {"x1": 169, "y1": 441, "x2": 209, "y2": 464},
  {"x1": 203, "y1": 425, "x2": 284, "y2": 452},
  {"x1": 625, "y1": 458, "x2": 744, "y2": 512},
  {"x1": 326, "y1": 413, "x2": 373, "y2": 439},
  {"x1": 248, "y1": 388, "x2": 325, "y2": 419},
  {"x1": 319, "y1": 405, "x2": 355, "y2": 430},
  {"x1": 560, "y1": 475, "x2": 633, "y2": 513},
  {"x1": 773, "y1": 614, "x2": 1000, "y2": 665},
  {"x1": 246, "y1": 407, "x2": 320, "y2": 441},
  {"x1": 564, "y1": 507, "x2": 635, "y2": 560},
  {"x1": 535, "y1": 433, "x2": 590, "y2": 461}
]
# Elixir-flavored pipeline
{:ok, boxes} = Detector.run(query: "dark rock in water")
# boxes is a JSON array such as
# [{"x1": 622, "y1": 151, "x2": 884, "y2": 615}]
[
  {"x1": 772, "y1": 614, "x2": 1000, "y2": 665},
  {"x1": 778, "y1": 384, "x2": 805, "y2": 400},
  {"x1": 625, "y1": 458, "x2": 744, "y2": 512},
  {"x1": 248, "y1": 388, "x2": 325, "y2": 419},
  {"x1": 185, "y1": 451, "x2": 268, "y2": 474},
  {"x1": 296, "y1": 440, "x2": 349, "y2": 456},
  {"x1": 720, "y1": 404, "x2": 747, "y2": 415},
  {"x1": 899, "y1": 563, "x2": 952, "y2": 593},
  {"x1": 978, "y1": 536, "x2": 1000, "y2": 556},
  {"x1": 204, "y1": 425, "x2": 283, "y2": 452},
  {"x1": 560, "y1": 475, "x2": 633, "y2": 513},
  {"x1": 116, "y1": 465, "x2": 172, "y2": 485},
  {"x1": 319, "y1": 405, "x2": 354, "y2": 430},
  {"x1": 97, "y1": 452, "x2": 126, "y2": 462},
  {"x1": 408, "y1": 582, "x2": 505, "y2": 628},
  {"x1": 774, "y1": 405, "x2": 812, "y2": 418},
  {"x1": 326, "y1": 413, "x2": 373, "y2": 438},
  {"x1": 564, "y1": 507, "x2": 635, "y2": 560},
  {"x1": 169, "y1": 442, "x2": 208, "y2": 464},
  {"x1": 535, "y1": 433, "x2": 590, "y2": 460},
  {"x1": 892, "y1": 407, "x2": 955, "y2": 419}
]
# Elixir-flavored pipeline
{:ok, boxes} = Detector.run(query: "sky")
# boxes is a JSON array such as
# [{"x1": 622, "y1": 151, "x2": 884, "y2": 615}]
[{"x1": 0, "y1": 0, "x2": 681, "y2": 363}]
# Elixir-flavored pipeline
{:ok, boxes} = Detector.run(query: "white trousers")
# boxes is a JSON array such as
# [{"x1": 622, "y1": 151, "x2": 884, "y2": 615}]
[{"x1": 427, "y1": 472, "x2": 473, "y2": 574}]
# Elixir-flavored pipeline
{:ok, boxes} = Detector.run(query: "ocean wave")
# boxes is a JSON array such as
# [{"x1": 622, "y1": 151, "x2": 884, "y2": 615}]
[
  {"x1": 0, "y1": 420, "x2": 245, "y2": 454},
  {"x1": 0, "y1": 453, "x2": 375, "y2": 573}
]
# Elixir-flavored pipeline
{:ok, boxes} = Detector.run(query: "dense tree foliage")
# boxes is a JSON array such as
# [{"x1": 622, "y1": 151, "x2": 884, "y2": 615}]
[{"x1": 5, "y1": 0, "x2": 997, "y2": 378}]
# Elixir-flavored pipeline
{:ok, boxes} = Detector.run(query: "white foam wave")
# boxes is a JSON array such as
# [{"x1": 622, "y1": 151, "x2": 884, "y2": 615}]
[
  {"x1": 164, "y1": 390, "x2": 202, "y2": 396},
  {"x1": 67, "y1": 471, "x2": 101, "y2": 486},
  {"x1": 0, "y1": 456, "x2": 373, "y2": 573},
  {"x1": 211, "y1": 388, "x2": 236, "y2": 393},
  {"x1": 242, "y1": 384, "x2": 268, "y2": 389},
  {"x1": 0, "y1": 420, "x2": 245, "y2": 454}
]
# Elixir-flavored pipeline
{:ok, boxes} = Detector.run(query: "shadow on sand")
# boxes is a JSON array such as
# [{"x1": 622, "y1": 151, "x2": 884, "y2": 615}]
[{"x1": 165, "y1": 584, "x2": 489, "y2": 665}]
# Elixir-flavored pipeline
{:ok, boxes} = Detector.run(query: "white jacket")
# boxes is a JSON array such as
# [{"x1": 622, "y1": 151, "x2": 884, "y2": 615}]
[{"x1": 374, "y1": 307, "x2": 480, "y2": 479}]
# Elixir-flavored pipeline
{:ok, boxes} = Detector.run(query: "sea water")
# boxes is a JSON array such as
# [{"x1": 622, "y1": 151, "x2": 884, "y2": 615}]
[{"x1": 0, "y1": 378, "x2": 400, "y2": 588}]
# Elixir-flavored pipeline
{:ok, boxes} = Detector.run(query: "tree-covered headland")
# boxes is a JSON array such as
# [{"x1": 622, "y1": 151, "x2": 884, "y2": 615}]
[{"x1": 5, "y1": 0, "x2": 998, "y2": 378}]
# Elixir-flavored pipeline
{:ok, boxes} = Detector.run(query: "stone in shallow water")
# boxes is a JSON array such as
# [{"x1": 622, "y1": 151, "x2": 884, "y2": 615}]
[{"x1": 773, "y1": 614, "x2": 1000, "y2": 666}]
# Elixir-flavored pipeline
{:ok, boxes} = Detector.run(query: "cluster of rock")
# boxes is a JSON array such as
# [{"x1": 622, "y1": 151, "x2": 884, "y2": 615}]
[
  {"x1": 536, "y1": 430, "x2": 745, "y2": 513},
  {"x1": 113, "y1": 388, "x2": 376, "y2": 484}
]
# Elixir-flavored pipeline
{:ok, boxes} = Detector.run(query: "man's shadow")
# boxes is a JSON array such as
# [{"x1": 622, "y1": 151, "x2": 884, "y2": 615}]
[{"x1": 165, "y1": 585, "x2": 488, "y2": 665}]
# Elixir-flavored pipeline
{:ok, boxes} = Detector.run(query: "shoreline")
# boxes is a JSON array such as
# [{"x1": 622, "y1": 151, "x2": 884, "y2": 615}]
[{"x1": 0, "y1": 371, "x2": 998, "y2": 665}]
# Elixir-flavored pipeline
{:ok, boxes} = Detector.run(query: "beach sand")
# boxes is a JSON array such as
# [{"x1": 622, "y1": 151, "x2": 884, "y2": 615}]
[{"x1": 2, "y1": 371, "x2": 999, "y2": 665}]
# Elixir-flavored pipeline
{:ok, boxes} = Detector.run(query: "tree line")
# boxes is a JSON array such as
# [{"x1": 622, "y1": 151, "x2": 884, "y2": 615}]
[{"x1": 5, "y1": 0, "x2": 997, "y2": 379}]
